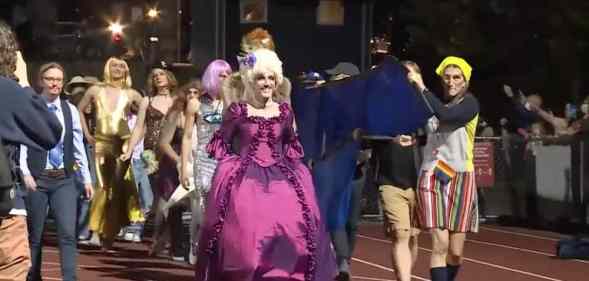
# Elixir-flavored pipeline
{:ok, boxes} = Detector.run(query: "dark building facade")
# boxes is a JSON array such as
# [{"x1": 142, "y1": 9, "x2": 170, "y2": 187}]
[{"x1": 191, "y1": 0, "x2": 374, "y2": 77}]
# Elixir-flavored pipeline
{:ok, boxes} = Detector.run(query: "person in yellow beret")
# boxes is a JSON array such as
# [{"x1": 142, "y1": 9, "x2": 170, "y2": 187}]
[{"x1": 407, "y1": 56, "x2": 479, "y2": 281}]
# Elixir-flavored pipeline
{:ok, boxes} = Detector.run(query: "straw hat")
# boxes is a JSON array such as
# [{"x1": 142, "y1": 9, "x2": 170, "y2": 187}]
[{"x1": 64, "y1": 76, "x2": 99, "y2": 95}]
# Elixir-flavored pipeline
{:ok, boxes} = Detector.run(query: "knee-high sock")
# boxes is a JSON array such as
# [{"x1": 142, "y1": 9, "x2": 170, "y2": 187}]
[
  {"x1": 447, "y1": 264, "x2": 461, "y2": 281},
  {"x1": 430, "y1": 267, "x2": 448, "y2": 281}
]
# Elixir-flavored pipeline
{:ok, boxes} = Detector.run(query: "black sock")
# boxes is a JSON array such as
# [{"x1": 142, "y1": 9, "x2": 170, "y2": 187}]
[
  {"x1": 447, "y1": 264, "x2": 461, "y2": 281},
  {"x1": 430, "y1": 266, "x2": 448, "y2": 281}
]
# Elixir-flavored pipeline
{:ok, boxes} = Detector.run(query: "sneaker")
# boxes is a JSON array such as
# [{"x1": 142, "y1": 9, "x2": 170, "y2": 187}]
[
  {"x1": 84, "y1": 233, "x2": 101, "y2": 247},
  {"x1": 132, "y1": 233, "x2": 142, "y2": 243},
  {"x1": 189, "y1": 244, "x2": 197, "y2": 265},
  {"x1": 336, "y1": 271, "x2": 350, "y2": 281},
  {"x1": 171, "y1": 256, "x2": 185, "y2": 262},
  {"x1": 336, "y1": 259, "x2": 351, "y2": 281},
  {"x1": 123, "y1": 232, "x2": 135, "y2": 242},
  {"x1": 117, "y1": 228, "x2": 126, "y2": 238}
]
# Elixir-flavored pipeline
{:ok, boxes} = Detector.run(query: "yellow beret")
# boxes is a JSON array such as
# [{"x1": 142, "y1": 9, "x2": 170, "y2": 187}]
[{"x1": 435, "y1": 56, "x2": 473, "y2": 82}]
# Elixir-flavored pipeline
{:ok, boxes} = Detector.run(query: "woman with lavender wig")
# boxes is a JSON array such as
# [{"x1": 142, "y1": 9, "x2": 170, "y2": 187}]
[{"x1": 180, "y1": 59, "x2": 232, "y2": 264}]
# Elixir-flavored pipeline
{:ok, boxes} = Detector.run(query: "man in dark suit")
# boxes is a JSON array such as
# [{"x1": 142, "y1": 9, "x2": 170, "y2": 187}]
[{"x1": 20, "y1": 63, "x2": 92, "y2": 281}]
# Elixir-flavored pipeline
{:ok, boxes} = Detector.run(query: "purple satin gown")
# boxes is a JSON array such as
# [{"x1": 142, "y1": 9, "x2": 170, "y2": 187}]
[{"x1": 195, "y1": 102, "x2": 336, "y2": 281}]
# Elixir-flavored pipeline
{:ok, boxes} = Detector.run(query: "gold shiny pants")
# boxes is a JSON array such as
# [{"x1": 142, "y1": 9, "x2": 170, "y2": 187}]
[{"x1": 88, "y1": 138, "x2": 144, "y2": 241}]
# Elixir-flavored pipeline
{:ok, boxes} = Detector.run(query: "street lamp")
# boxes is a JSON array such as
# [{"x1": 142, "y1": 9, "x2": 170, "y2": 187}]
[
  {"x1": 108, "y1": 22, "x2": 124, "y2": 43},
  {"x1": 108, "y1": 22, "x2": 123, "y2": 34},
  {"x1": 147, "y1": 8, "x2": 159, "y2": 20}
]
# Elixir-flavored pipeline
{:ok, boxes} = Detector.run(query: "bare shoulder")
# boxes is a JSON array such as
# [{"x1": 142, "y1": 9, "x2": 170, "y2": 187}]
[
  {"x1": 138, "y1": 96, "x2": 150, "y2": 110},
  {"x1": 85, "y1": 84, "x2": 102, "y2": 96}
]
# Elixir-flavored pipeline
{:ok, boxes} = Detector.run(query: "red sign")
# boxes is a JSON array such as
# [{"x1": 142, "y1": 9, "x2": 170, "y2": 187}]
[{"x1": 473, "y1": 142, "x2": 495, "y2": 187}]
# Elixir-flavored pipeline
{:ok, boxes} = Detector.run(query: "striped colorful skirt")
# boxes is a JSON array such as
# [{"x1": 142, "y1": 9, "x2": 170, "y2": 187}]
[{"x1": 416, "y1": 170, "x2": 479, "y2": 233}]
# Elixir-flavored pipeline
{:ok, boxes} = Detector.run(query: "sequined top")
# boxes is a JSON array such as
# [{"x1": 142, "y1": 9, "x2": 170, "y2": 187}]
[
  {"x1": 144, "y1": 99, "x2": 166, "y2": 153},
  {"x1": 193, "y1": 96, "x2": 223, "y2": 192}
]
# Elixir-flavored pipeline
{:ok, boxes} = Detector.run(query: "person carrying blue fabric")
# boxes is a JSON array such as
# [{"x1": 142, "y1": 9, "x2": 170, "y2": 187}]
[
  {"x1": 357, "y1": 60, "x2": 423, "y2": 281},
  {"x1": 314, "y1": 61, "x2": 362, "y2": 281}
]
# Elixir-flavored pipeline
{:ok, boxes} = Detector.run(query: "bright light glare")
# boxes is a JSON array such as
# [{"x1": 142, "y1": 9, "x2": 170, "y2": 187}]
[
  {"x1": 108, "y1": 22, "x2": 123, "y2": 34},
  {"x1": 147, "y1": 8, "x2": 159, "y2": 19}
]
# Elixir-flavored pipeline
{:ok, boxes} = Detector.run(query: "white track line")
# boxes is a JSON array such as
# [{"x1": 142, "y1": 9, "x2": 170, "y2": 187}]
[
  {"x1": 43, "y1": 278, "x2": 62, "y2": 281},
  {"x1": 480, "y1": 226, "x2": 563, "y2": 242},
  {"x1": 351, "y1": 276, "x2": 395, "y2": 281},
  {"x1": 41, "y1": 267, "x2": 61, "y2": 272},
  {"x1": 44, "y1": 261, "x2": 103, "y2": 269},
  {"x1": 351, "y1": 257, "x2": 430, "y2": 281},
  {"x1": 467, "y1": 239, "x2": 589, "y2": 264},
  {"x1": 357, "y1": 235, "x2": 565, "y2": 281}
]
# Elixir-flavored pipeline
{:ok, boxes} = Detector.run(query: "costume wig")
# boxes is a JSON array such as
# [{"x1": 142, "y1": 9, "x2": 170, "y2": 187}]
[
  {"x1": 240, "y1": 27, "x2": 275, "y2": 54},
  {"x1": 240, "y1": 49, "x2": 290, "y2": 106},
  {"x1": 103, "y1": 57, "x2": 132, "y2": 89},
  {"x1": 202, "y1": 59, "x2": 232, "y2": 99},
  {"x1": 145, "y1": 67, "x2": 178, "y2": 97}
]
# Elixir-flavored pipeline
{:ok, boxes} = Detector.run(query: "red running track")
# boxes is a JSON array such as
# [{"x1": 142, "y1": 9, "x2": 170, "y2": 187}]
[{"x1": 38, "y1": 223, "x2": 588, "y2": 281}]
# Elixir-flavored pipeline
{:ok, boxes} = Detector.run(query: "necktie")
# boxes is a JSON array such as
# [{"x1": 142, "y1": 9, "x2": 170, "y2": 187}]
[{"x1": 48, "y1": 104, "x2": 63, "y2": 168}]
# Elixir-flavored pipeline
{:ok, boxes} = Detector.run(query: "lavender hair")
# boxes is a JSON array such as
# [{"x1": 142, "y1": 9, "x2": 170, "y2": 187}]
[{"x1": 202, "y1": 59, "x2": 232, "y2": 98}]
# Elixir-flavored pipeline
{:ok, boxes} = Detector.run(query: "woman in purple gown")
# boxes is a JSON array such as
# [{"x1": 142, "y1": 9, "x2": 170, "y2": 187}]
[{"x1": 195, "y1": 49, "x2": 336, "y2": 280}]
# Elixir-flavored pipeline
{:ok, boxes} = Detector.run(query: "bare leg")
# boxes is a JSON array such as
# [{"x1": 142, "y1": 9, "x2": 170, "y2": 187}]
[
  {"x1": 430, "y1": 228, "x2": 449, "y2": 268},
  {"x1": 391, "y1": 229, "x2": 416, "y2": 281},
  {"x1": 447, "y1": 232, "x2": 466, "y2": 281},
  {"x1": 409, "y1": 232, "x2": 419, "y2": 268},
  {"x1": 429, "y1": 228, "x2": 450, "y2": 281}
]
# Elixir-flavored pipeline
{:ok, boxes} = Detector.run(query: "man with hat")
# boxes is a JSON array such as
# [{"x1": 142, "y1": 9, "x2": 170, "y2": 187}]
[
  {"x1": 64, "y1": 76, "x2": 98, "y2": 104},
  {"x1": 326, "y1": 62, "x2": 360, "y2": 81},
  {"x1": 313, "y1": 61, "x2": 363, "y2": 281}
]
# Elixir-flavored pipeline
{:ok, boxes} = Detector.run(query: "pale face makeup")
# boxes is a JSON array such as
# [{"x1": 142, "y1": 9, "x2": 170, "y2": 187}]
[
  {"x1": 152, "y1": 69, "x2": 169, "y2": 89},
  {"x1": 254, "y1": 70, "x2": 277, "y2": 100},
  {"x1": 442, "y1": 66, "x2": 467, "y2": 97},
  {"x1": 40, "y1": 68, "x2": 64, "y2": 99},
  {"x1": 109, "y1": 59, "x2": 128, "y2": 80},
  {"x1": 218, "y1": 70, "x2": 230, "y2": 81}
]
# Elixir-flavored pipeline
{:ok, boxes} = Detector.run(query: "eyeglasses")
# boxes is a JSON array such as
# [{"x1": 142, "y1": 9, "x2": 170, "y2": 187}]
[{"x1": 42, "y1": 76, "x2": 64, "y2": 83}]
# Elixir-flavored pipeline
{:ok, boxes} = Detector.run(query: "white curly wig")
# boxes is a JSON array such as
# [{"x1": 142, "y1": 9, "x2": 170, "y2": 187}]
[
  {"x1": 241, "y1": 48, "x2": 284, "y2": 87},
  {"x1": 221, "y1": 48, "x2": 291, "y2": 109},
  {"x1": 238, "y1": 48, "x2": 289, "y2": 106}
]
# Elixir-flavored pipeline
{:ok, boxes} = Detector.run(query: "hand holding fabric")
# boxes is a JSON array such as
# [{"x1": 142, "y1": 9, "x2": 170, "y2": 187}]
[{"x1": 407, "y1": 71, "x2": 426, "y2": 93}]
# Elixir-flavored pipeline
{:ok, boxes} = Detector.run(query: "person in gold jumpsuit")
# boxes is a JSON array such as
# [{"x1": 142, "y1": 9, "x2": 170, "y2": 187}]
[{"x1": 77, "y1": 57, "x2": 145, "y2": 251}]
